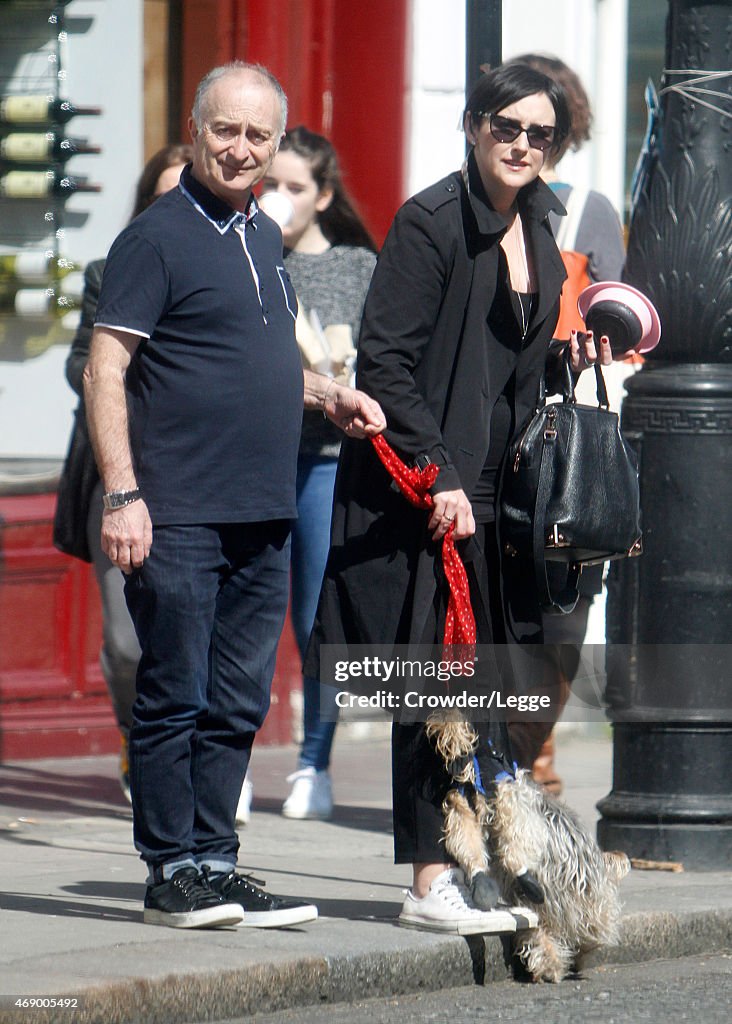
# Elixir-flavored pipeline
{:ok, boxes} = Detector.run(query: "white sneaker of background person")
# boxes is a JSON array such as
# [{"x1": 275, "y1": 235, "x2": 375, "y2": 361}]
[
  {"x1": 235, "y1": 777, "x2": 254, "y2": 826},
  {"x1": 282, "y1": 766, "x2": 333, "y2": 820},
  {"x1": 399, "y1": 867, "x2": 521, "y2": 936}
]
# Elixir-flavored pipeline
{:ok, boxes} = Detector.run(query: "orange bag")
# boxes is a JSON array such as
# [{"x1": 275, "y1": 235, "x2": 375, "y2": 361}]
[
  {"x1": 553, "y1": 187, "x2": 591, "y2": 341},
  {"x1": 555, "y1": 249, "x2": 591, "y2": 341}
]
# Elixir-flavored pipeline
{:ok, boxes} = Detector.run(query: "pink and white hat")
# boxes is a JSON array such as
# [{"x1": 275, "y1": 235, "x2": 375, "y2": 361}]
[{"x1": 578, "y1": 281, "x2": 661, "y2": 355}]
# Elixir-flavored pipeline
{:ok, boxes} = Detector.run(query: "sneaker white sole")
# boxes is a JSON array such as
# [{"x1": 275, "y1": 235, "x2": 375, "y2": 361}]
[
  {"x1": 144, "y1": 904, "x2": 245, "y2": 929},
  {"x1": 505, "y1": 906, "x2": 540, "y2": 929},
  {"x1": 398, "y1": 911, "x2": 517, "y2": 936},
  {"x1": 281, "y1": 806, "x2": 332, "y2": 820},
  {"x1": 237, "y1": 904, "x2": 319, "y2": 928}
]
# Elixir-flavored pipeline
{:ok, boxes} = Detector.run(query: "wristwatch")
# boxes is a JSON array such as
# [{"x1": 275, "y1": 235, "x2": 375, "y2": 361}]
[{"x1": 102, "y1": 488, "x2": 142, "y2": 510}]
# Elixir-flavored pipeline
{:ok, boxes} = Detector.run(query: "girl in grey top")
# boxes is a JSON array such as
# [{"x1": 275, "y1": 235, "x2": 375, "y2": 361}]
[{"x1": 259, "y1": 126, "x2": 377, "y2": 820}]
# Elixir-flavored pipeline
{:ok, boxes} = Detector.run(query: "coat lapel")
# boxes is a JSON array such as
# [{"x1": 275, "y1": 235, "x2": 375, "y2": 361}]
[{"x1": 520, "y1": 179, "x2": 567, "y2": 328}]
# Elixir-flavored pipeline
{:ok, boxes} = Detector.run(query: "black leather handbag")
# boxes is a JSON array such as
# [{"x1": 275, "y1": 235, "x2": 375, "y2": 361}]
[
  {"x1": 500, "y1": 353, "x2": 642, "y2": 614},
  {"x1": 53, "y1": 405, "x2": 99, "y2": 563}
]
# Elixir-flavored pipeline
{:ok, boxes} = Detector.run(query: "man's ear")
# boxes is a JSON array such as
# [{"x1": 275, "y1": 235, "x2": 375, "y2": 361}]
[{"x1": 188, "y1": 116, "x2": 199, "y2": 143}]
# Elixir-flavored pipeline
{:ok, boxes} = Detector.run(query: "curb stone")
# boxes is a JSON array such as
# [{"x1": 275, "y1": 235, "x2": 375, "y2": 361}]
[{"x1": 4, "y1": 909, "x2": 732, "y2": 1024}]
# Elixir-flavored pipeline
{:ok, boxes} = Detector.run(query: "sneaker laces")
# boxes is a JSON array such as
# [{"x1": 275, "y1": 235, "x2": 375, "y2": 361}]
[
  {"x1": 233, "y1": 870, "x2": 266, "y2": 889},
  {"x1": 215, "y1": 869, "x2": 267, "y2": 897},
  {"x1": 432, "y1": 870, "x2": 481, "y2": 913},
  {"x1": 173, "y1": 866, "x2": 215, "y2": 900}
]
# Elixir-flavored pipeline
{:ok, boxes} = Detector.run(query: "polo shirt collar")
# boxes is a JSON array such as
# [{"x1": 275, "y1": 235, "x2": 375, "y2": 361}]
[{"x1": 179, "y1": 163, "x2": 258, "y2": 234}]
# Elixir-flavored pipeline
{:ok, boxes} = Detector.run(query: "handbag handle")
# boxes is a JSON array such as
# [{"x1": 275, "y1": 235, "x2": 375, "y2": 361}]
[{"x1": 544, "y1": 345, "x2": 611, "y2": 409}]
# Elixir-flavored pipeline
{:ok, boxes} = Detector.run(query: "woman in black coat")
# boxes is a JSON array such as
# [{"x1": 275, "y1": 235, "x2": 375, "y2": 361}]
[{"x1": 306, "y1": 64, "x2": 612, "y2": 934}]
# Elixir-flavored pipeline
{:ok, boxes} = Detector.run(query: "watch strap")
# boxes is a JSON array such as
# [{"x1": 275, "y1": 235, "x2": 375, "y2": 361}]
[{"x1": 102, "y1": 488, "x2": 142, "y2": 510}]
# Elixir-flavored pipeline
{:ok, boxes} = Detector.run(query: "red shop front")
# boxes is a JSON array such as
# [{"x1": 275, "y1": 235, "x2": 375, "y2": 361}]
[
  {"x1": 0, "y1": 0, "x2": 408, "y2": 761},
  {"x1": 0, "y1": 486, "x2": 303, "y2": 760}
]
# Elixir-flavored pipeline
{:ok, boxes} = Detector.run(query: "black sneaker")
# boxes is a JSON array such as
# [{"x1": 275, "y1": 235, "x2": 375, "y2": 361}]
[
  {"x1": 144, "y1": 867, "x2": 245, "y2": 928},
  {"x1": 208, "y1": 870, "x2": 318, "y2": 928}
]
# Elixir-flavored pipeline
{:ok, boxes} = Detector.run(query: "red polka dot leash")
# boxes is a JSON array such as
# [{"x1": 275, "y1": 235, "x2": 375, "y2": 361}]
[{"x1": 371, "y1": 434, "x2": 476, "y2": 651}]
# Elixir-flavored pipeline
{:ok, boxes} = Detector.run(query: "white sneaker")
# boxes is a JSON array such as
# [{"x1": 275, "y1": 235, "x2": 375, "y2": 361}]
[
  {"x1": 282, "y1": 767, "x2": 333, "y2": 820},
  {"x1": 398, "y1": 867, "x2": 517, "y2": 936},
  {"x1": 235, "y1": 778, "x2": 253, "y2": 826}
]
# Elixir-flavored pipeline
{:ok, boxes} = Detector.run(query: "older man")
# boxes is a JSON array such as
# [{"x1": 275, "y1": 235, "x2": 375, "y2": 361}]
[{"x1": 84, "y1": 62, "x2": 384, "y2": 929}]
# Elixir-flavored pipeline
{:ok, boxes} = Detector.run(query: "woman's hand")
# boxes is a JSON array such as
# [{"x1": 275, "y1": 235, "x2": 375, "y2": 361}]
[
  {"x1": 568, "y1": 329, "x2": 613, "y2": 372},
  {"x1": 428, "y1": 488, "x2": 475, "y2": 541}
]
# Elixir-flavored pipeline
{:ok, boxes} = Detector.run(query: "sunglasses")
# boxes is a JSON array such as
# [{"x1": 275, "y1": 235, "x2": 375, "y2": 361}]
[{"x1": 480, "y1": 112, "x2": 556, "y2": 152}]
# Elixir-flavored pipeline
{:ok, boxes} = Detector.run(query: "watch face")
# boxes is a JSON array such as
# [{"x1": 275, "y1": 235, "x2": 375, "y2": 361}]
[{"x1": 104, "y1": 490, "x2": 139, "y2": 509}]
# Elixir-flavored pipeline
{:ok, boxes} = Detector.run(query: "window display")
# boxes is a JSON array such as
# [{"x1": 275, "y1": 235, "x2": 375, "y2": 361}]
[{"x1": 0, "y1": 0, "x2": 100, "y2": 360}]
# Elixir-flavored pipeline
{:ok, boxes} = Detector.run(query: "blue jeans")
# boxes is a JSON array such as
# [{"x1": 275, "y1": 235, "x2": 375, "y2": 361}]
[
  {"x1": 290, "y1": 456, "x2": 339, "y2": 771},
  {"x1": 124, "y1": 520, "x2": 291, "y2": 880}
]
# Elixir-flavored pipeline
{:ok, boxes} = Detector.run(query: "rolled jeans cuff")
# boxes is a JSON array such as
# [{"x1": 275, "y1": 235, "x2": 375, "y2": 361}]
[{"x1": 194, "y1": 856, "x2": 237, "y2": 876}]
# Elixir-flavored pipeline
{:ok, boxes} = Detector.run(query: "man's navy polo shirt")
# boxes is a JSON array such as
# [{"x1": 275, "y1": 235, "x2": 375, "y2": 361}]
[{"x1": 95, "y1": 164, "x2": 303, "y2": 525}]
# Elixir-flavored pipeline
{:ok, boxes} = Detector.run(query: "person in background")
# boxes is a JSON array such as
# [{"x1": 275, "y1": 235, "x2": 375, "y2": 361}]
[
  {"x1": 257, "y1": 126, "x2": 377, "y2": 821},
  {"x1": 84, "y1": 62, "x2": 384, "y2": 930},
  {"x1": 509, "y1": 53, "x2": 625, "y2": 283},
  {"x1": 504, "y1": 54, "x2": 627, "y2": 793},
  {"x1": 60, "y1": 143, "x2": 193, "y2": 801}
]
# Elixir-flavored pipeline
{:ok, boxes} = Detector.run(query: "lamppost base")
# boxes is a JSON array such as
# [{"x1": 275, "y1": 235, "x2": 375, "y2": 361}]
[
  {"x1": 597, "y1": 818, "x2": 732, "y2": 870},
  {"x1": 597, "y1": 723, "x2": 732, "y2": 871}
]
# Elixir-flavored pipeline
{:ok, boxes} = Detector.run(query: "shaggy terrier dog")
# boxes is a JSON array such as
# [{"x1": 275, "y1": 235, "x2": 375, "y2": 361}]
[{"x1": 427, "y1": 714, "x2": 630, "y2": 983}]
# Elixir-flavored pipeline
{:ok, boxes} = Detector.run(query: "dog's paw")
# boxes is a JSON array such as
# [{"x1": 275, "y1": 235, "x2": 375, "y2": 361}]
[
  {"x1": 516, "y1": 869, "x2": 545, "y2": 904},
  {"x1": 470, "y1": 870, "x2": 500, "y2": 910}
]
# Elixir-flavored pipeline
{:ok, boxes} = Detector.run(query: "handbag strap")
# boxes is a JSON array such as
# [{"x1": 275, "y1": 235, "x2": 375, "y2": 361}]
[
  {"x1": 529, "y1": 350, "x2": 611, "y2": 613},
  {"x1": 531, "y1": 415, "x2": 581, "y2": 614},
  {"x1": 552, "y1": 345, "x2": 611, "y2": 408}
]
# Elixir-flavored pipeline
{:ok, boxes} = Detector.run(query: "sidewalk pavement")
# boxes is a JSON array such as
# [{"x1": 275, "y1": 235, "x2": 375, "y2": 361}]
[{"x1": 1, "y1": 726, "x2": 731, "y2": 1024}]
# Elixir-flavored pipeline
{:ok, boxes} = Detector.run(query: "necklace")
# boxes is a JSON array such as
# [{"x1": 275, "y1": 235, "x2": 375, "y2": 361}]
[
  {"x1": 509, "y1": 211, "x2": 533, "y2": 339},
  {"x1": 517, "y1": 290, "x2": 533, "y2": 340}
]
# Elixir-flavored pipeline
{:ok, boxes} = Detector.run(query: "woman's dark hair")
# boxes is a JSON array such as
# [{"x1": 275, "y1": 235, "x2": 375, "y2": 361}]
[
  {"x1": 131, "y1": 143, "x2": 193, "y2": 220},
  {"x1": 279, "y1": 125, "x2": 376, "y2": 252},
  {"x1": 507, "y1": 53, "x2": 592, "y2": 165},
  {"x1": 464, "y1": 63, "x2": 570, "y2": 158}
]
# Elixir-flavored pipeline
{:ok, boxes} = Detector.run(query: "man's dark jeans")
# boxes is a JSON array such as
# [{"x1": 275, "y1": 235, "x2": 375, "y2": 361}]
[{"x1": 124, "y1": 520, "x2": 291, "y2": 880}]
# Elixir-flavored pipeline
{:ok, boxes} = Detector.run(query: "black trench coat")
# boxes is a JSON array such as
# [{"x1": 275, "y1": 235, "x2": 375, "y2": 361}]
[{"x1": 305, "y1": 155, "x2": 567, "y2": 668}]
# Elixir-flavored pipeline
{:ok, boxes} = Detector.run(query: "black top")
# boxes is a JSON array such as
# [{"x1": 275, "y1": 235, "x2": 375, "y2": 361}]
[
  {"x1": 471, "y1": 276, "x2": 533, "y2": 522},
  {"x1": 95, "y1": 164, "x2": 304, "y2": 525},
  {"x1": 66, "y1": 258, "x2": 105, "y2": 397}
]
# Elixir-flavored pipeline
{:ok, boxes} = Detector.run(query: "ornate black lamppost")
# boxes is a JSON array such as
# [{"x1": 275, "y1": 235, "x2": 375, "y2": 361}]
[
  {"x1": 597, "y1": 0, "x2": 732, "y2": 868},
  {"x1": 466, "y1": 0, "x2": 501, "y2": 93}
]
